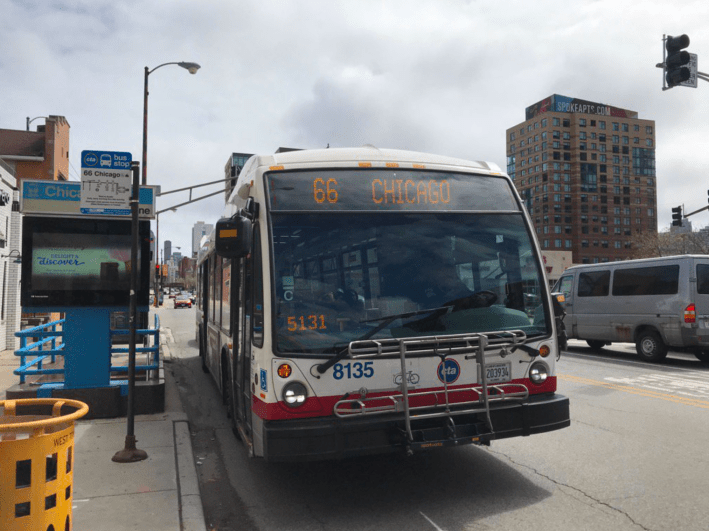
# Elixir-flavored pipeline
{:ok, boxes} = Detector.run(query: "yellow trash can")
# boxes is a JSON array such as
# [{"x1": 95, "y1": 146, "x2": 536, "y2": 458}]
[{"x1": 0, "y1": 398, "x2": 89, "y2": 531}]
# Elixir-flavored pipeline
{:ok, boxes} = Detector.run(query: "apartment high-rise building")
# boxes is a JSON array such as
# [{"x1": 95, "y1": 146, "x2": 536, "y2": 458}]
[{"x1": 506, "y1": 95, "x2": 657, "y2": 264}]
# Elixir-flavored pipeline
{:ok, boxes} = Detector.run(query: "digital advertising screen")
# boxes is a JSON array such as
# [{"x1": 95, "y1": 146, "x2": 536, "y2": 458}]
[{"x1": 21, "y1": 216, "x2": 150, "y2": 308}]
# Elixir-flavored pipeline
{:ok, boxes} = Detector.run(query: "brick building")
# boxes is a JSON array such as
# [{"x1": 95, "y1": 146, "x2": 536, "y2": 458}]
[
  {"x1": 0, "y1": 116, "x2": 71, "y2": 342},
  {"x1": 505, "y1": 95, "x2": 657, "y2": 264},
  {"x1": 0, "y1": 115, "x2": 70, "y2": 182}
]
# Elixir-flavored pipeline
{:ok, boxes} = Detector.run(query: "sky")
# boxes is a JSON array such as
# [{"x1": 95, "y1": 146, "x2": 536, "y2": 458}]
[{"x1": 2, "y1": 0, "x2": 709, "y2": 256}]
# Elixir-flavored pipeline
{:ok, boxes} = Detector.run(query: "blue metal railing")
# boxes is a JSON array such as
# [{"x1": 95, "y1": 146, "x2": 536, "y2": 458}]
[
  {"x1": 110, "y1": 314, "x2": 161, "y2": 376},
  {"x1": 14, "y1": 319, "x2": 66, "y2": 384},
  {"x1": 14, "y1": 314, "x2": 161, "y2": 385}
]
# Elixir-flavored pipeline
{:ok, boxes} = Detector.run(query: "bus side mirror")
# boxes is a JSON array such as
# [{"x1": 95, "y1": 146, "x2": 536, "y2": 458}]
[
  {"x1": 551, "y1": 292, "x2": 566, "y2": 318},
  {"x1": 551, "y1": 292, "x2": 567, "y2": 350},
  {"x1": 215, "y1": 216, "x2": 252, "y2": 258}
]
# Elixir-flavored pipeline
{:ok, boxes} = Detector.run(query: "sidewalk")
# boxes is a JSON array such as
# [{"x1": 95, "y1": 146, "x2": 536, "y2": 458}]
[
  {"x1": 73, "y1": 364, "x2": 205, "y2": 531},
  {"x1": 1, "y1": 348, "x2": 206, "y2": 531}
]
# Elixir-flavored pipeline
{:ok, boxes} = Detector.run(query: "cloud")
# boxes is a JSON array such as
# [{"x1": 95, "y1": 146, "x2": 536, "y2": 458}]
[{"x1": 3, "y1": 0, "x2": 709, "y2": 253}]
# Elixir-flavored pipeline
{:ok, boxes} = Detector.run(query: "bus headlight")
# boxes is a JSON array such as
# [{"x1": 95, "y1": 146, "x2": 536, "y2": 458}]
[
  {"x1": 282, "y1": 381, "x2": 308, "y2": 407},
  {"x1": 529, "y1": 362, "x2": 549, "y2": 385}
]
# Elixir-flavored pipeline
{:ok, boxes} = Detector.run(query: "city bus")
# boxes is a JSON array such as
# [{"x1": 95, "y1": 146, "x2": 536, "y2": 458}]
[{"x1": 196, "y1": 146, "x2": 570, "y2": 461}]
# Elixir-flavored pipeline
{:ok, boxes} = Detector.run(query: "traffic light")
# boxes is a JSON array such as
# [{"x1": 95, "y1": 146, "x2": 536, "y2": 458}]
[
  {"x1": 665, "y1": 34, "x2": 691, "y2": 88},
  {"x1": 672, "y1": 206, "x2": 683, "y2": 227}
]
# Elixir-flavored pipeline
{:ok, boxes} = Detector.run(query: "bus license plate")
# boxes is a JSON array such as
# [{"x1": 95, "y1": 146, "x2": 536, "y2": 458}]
[{"x1": 482, "y1": 363, "x2": 511, "y2": 384}]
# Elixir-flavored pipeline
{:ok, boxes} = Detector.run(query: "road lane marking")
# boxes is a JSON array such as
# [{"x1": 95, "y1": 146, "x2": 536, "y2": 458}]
[
  {"x1": 420, "y1": 512, "x2": 446, "y2": 531},
  {"x1": 558, "y1": 374, "x2": 709, "y2": 409}
]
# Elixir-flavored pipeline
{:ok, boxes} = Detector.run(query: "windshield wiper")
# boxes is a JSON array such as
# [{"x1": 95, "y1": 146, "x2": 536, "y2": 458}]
[
  {"x1": 508, "y1": 336, "x2": 540, "y2": 357},
  {"x1": 358, "y1": 306, "x2": 453, "y2": 341},
  {"x1": 315, "y1": 306, "x2": 451, "y2": 375}
]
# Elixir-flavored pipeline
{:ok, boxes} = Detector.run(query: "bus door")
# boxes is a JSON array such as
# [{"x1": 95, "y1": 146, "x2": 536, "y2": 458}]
[
  {"x1": 200, "y1": 261, "x2": 209, "y2": 351},
  {"x1": 236, "y1": 224, "x2": 262, "y2": 433},
  {"x1": 234, "y1": 254, "x2": 251, "y2": 431}
]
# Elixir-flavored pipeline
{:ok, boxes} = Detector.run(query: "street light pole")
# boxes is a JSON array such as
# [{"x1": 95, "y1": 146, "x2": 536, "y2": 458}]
[{"x1": 141, "y1": 61, "x2": 201, "y2": 186}]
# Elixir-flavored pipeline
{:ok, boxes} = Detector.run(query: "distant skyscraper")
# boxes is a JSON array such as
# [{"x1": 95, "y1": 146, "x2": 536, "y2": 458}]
[
  {"x1": 164, "y1": 240, "x2": 171, "y2": 262},
  {"x1": 506, "y1": 94, "x2": 657, "y2": 264},
  {"x1": 192, "y1": 221, "x2": 213, "y2": 257}
]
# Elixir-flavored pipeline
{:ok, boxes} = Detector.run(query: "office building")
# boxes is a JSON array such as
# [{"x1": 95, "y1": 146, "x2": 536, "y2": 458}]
[
  {"x1": 506, "y1": 95, "x2": 657, "y2": 264},
  {"x1": 192, "y1": 221, "x2": 213, "y2": 257}
]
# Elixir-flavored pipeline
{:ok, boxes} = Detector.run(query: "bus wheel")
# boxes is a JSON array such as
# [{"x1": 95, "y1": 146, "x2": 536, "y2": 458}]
[
  {"x1": 694, "y1": 351, "x2": 709, "y2": 363},
  {"x1": 586, "y1": 340, "x2": 606, "y2": 350},
  {"x1": 635, "y1": 331, "x2": 668, "y2": 362}
]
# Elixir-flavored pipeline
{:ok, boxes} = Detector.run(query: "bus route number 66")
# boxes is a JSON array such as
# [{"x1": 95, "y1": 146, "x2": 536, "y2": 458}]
[
  {"x1": 313, "y1": 178, "x2": 338, "y2": 204},
  {"x1": 333, "y1": 362, "x2": 374, "y2": 380}
]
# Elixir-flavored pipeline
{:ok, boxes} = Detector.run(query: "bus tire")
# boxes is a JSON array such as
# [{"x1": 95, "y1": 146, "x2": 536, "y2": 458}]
[
  {"x1": 635, "y1": 330, "x2": 668, "y2": 362},
  {"x1": 586, "y1": 340, "x2": 606, "y2": 350}
]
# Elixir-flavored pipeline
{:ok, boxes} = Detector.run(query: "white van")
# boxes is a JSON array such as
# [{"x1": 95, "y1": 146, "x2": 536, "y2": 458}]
[{"x1": 553, "y1": 255, "x2": 709, "y2": 362}]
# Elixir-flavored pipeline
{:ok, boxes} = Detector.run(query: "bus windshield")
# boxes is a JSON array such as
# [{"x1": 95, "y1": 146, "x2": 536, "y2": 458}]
[{"x1": 271, "y1": 212, "x2": 550, "y2": 355}]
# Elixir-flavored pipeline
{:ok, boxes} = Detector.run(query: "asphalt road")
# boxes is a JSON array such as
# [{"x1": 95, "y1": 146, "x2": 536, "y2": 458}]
[{"x1": 159, "y1": 304, "x2": 709, "y2": 531}]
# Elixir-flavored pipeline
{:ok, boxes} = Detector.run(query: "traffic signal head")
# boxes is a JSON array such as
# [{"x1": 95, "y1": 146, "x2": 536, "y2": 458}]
[
  {"x1": 671, "y1": 206, "x2": 683, "y2": 227},
  {"x1": 666, "y1": 34, "x2": 691, "y2": 87}
]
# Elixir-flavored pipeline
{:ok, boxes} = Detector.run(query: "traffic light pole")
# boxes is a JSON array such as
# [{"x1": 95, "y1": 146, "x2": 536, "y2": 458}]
[{"x1": 684, "y1": 205, "x2": 709, "y2": 218}]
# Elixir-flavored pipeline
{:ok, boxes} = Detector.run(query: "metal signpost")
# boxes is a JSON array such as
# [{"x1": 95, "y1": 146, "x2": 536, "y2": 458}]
[{"x1": 113, "y1": 161, "x2": 148, "y2": 463}]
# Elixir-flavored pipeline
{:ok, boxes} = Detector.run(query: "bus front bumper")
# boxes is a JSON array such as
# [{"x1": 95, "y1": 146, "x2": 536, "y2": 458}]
[{"x1": 258, "y1": 393, "x2": 570, "y2": 462}]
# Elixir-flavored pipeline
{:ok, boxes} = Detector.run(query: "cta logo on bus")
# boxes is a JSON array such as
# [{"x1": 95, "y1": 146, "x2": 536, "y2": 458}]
[{"x1": 437, "y1": 359, "x2": 460, "y2": 384}]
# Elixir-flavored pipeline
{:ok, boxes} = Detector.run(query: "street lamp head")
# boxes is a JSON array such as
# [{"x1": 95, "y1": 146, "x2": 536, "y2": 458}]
[{"x1": 178, "y1": 62, "x2": 201, "y2": 75}]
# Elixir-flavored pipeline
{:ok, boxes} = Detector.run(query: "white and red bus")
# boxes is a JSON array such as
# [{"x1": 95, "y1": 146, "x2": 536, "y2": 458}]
[{"x1": 196, "y1": 147, "x2": 569, "y2": 461}]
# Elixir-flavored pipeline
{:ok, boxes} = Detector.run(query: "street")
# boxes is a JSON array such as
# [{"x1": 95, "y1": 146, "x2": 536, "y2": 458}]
[
  {"x1": 3, "y1": 303, "x2": 707, "y2": 531},
  {"x1": 155, "y1": 305, "x2": 709, "y2": 531}
]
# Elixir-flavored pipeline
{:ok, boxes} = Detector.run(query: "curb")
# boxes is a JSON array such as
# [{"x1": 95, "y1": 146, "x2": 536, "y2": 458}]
[
  {"x1": 162, "y1": 334, "x2": 207, "y2": 531},
  {"x1": 174, "y1": 419, "x2": 206, "y2": 531}
]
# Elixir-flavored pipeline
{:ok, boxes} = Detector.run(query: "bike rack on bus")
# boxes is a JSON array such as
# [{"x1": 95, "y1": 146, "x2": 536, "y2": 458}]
[{"x1": 334, "y1": 330, "x2": 530, "y2": 448}]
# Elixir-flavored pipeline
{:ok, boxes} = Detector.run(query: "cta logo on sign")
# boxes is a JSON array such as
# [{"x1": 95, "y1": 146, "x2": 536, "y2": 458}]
[{"x1": 437, "y1": 359, "x2": 460, "y2": 384}]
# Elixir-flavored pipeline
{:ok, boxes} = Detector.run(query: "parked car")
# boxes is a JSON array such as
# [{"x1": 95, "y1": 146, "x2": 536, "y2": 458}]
[
  {"x1": 175, "y1": 292, "x2": 192, "y2": 308},
  {"x1": 553, "y1": 254, "x2": 709, "y2": 362}
]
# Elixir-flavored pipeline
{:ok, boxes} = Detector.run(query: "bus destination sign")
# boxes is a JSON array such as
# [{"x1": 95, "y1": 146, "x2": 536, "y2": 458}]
[{"x1": 266, "y1": 170, "x2": 517, "y2": 212}]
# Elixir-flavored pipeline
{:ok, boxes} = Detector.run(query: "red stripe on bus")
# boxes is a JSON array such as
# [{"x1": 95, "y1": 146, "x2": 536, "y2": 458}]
[{"x1": 253, "y1": 376, "x2": 557, "y2": 421}]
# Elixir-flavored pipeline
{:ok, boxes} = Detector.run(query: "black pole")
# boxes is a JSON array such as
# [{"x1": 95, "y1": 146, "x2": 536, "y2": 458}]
[
  {"x1": 142, "y1": 66, "x2": 149, "y2": 186},
  {"x1": 113, "y1": 161, "x2": 148, "y2": 463}
]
